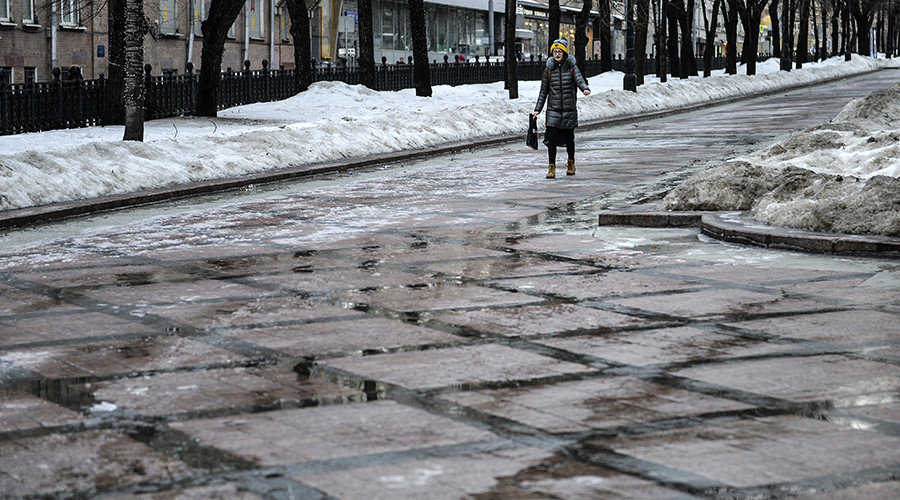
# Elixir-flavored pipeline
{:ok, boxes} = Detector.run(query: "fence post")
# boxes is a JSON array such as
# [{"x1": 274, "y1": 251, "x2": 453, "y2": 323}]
[{"x1": 262, "y1": 59, "x2": 270, "y2": 102}]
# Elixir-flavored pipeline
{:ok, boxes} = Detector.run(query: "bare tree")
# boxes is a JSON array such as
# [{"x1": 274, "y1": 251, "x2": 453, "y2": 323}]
[
  {"x1": 106, "y1": 0, "x2": 126, "y2": 125},
  {"x1": 781, "y1": 0, "x2": 793, "y2": 69},
  {"x1": 408, "y1": 0, "x2": 431, "y2": 97},
  {"x1": 850, "y1": 0, "x2": 879, "y2": 55},
  {"x1": 722, "y1": 0, "x2": 739, "y2": 74},
  {"x1": 636, "y1": 0, "x2": 651, "y2": 84},
  {"x1": 729, "y1": 0, "x2": 769, "y2": 74},
  {"x1": 598, "y1": 0, "x2": 613, "y2": 71},
  {"x1": 358, "y1": 0, "x2": 376, "y2": 89},
  {"x1": 196, "y1": 0, "x2": 245, "y2": 117},
  {"x1": 123, "y1": 0, "x2": 146, "y2": 141},
  {"x1": 286, "y1": 0, "x2": 312, "y2": 92},
  {"x1": 575, "y1": 0, "x2": 592, "y2": 76},
  {"x1": 666, "y1": 0, "x2": 681, "y2": 76},
  {"x1": 700, "y1": 0, "x2": 722, "y2": 76},
  {"x1": 505, "y1": 0, "x2": 518, "y2": 98},
  {"x1": 770, "y1": 0, "x2": 782, "y2": 57},
  {"x1": 549, "y1": 0, "x2": 561, "y2": 52},
  {"x1": 797, "y1": 0, "x2": 812, "y2": 66}
]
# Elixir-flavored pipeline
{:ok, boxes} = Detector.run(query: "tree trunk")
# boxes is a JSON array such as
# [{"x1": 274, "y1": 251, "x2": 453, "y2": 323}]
[
  {"x1": 659, "y1": 0, "x2": 668, "y2": 81},
  {"x1": 636, "y1": 0, "x2": 651, "y2": 84},
  {"x1": 576, "y1": 0, "x2": 591, "y2": 77},
  {"x1": 123, "y1": 0, "x2": 145, "y2": 141},
  {"x1": 409, "y1": 0, "x2": 431, "y2": 97},
  {"x1": 197, "y1": 0, "x2": 246, "y2": 117},
  {"x1": 106, "y1": 0, "x2": 126, "y2": 125},
  {"x1": 286, "y1": 0, "x2": 312, "y2": 92},
  {"x1": 770, "y1": 0, "x2": 781, "y2": 58},
  {"x1": 598, "y1": 0, "x2": 613, "y2": 72},
  {"x1": 505, "y1": 0, "x2": 518, "y2": 98},
  {"x1": 549, "y1": 0, "x2": 561, "y2": 53},
  {"x1": 357, "y1": 0, "x2": 376, "y2": 89},
  {"x1": 781, "y1": 0, "x2": 793, "y2": 70},
  {"x1": 702, "y1": 0, "x2": 722, "y2": 77},
  {"x1": 678, "y1": 0, "x2": 698, "y2": 77},
  {"x1": 666, "y1": 1, "x2": 681, "y2": 76},
  {"x1": 797, "y1": 0, "x2": 811, "y2": 67},
  {"x1": 723, "y1": 0, "x2": 738, "y2": 74}
]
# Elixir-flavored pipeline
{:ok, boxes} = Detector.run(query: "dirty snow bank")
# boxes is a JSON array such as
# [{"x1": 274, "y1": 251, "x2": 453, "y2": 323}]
[{"x1": 663, "y1": 83, "x2": 900, "y2": 236}]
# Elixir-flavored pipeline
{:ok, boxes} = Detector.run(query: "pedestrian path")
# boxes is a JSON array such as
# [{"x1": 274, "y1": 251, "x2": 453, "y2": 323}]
[{"x1": 0, "y1": 71, "x2": 897, "y2": 498}]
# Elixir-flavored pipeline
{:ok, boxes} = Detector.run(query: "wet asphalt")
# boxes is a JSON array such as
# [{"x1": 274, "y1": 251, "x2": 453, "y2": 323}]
[{"x1": 0, "y1": 70, "x2": 898, "y2": 499}]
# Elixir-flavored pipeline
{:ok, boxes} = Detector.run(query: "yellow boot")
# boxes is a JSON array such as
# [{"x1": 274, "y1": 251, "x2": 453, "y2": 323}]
[
  {"x1": 546, "y1": 163, "x2": 556, "y2": 179},
  {"x1": 566, "y1": 159, "x2": 576, "y2": 176}
]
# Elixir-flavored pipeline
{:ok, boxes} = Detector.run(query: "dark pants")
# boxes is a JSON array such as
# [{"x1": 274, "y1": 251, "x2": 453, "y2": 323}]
[{"x1": 545, "y1": 127, "x2": 575, "y2": 165}]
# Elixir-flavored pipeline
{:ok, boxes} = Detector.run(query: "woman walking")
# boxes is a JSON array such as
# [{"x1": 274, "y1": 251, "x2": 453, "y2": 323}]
[{"x1": 532, "y1": 39, "x2": 591, "y2": 179}]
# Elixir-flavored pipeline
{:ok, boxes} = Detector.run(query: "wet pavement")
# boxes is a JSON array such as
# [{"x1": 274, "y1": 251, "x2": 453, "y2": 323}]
[{"x1": 1, "y1": 71, "x2": 899, "y2": 499}]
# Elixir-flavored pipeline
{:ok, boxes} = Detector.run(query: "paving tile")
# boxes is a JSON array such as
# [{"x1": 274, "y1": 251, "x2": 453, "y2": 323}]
[
  {"x1": 0, "y1": 311, "x2": 156, "y2": 347},
  {"x1": 334, "y1": 240, "x2": 506, "y2": 262},
  {"x1": 430, "y1": 303, "x2": 645, "y2": 337},
  {"x1": 841, "y1": 402, "x2": 900, "y2": 425},
  {"x1": 138, "y1": 296, "x2": 363, "y2": 329},
  {"x1": 599, "y1": 416, "x2": 900, "y2": 488},
  {"x1": 170, "y1": 400, "x2": 496, "y2": 466},
  {"x1": 321, "y1": 344, "x2": 592, "y2": 390},
  {"x1": 90, "y1": 365, "x2": 364, "y2": 417},
  {"x1": 10, "y1": 264, "x2": 197, "y2": 290},
  {"x1": 0, "y1": 430, "x2": 194, "y2": 497},
  {"x1": 0, "y1": 286, "x2": 81, "y2": 315},
  {"x1": 0, "y1": 393, "x2": 87, "y2": 432},
  {"x1": 142, "y1": 243, "x2": 283, "y2": 261},
  {"x1": 218, "y1": 317, "x2": 459, "y2": 356},
  {"x1": 537, "y1": 326, "x2": 789, "y2": 366},
  {"x1": 185, "y1": 250, "x2": 347, "y2": 277},
  {"x1": 723, "y1": 309, "x2": 899, "y2": 345},
  {"x1": 80, "y1": 279, "x2": 268, "y2": 306},
  {"x1": 674, "y1": 355, "x2": 899, "y2": 403},
  {"x1": 422, "y1": 255, "x2": 599, "y2": 280},
  {"x1": 0, "y1": 250, "x2": 127, "y2": 272},
  {"x1": 248, "y1": 267, "x2": 432, "y2": 293},
  {"x1": 337, "y1": 283, "x2": 544, "y2": 313},
  {"x1": 113, "y1": 484, "x2": 264, "y2": 499},
  {"x1": 795, "y1": 480, "x2": 900, "y2": 499},
  {"x1": 1, "y1": 336, "x2": 245, "y2": 378},
  {"x1": 494, "y1": 270, "x2": 706, "y2": 300},
  {"x1": 607, "y1": 288, "x2": 824, "y2": 319},
  {"x1": 653, "y1": 263, "x2": 853, "y2": 285},
  {"x1": 441, "y1": 377, "x2": 752, "y2": 433},
  {"x1": 468, "y1": 452, "x2": 690, "y2": 499},
  {"x1": 298, "y1": 447, "x2": 633, "y2": 500}
]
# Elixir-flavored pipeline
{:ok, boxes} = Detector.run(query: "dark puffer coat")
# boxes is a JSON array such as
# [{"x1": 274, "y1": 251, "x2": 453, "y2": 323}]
[{"x1": 534, "y1": 54, "x2": 590, "y2": 129}]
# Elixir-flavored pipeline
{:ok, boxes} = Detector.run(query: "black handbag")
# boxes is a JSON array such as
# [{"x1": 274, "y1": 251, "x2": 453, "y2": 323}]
[{"x1": 526, "y1": 114, "x2": 539, "y2": 150}]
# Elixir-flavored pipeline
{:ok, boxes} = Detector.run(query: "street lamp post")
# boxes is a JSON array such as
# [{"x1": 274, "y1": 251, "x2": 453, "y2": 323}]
[{"x1": 623, "y1": 0, "x2": 637, "y2": 91}]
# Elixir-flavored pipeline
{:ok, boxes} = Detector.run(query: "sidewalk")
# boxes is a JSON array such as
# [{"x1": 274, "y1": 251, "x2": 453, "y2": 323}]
[{"x1": 0, "y1": 71, "x2": 897, "y2": 498}]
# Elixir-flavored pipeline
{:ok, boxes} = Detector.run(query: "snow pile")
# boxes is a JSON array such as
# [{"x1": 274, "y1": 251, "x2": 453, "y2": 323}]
[
  {"x1": 0, "y1": 55, "x2": 896, "y2": 211},
  {"x1": 663, "y1": 82, "x2": 900, "y2": 236}
]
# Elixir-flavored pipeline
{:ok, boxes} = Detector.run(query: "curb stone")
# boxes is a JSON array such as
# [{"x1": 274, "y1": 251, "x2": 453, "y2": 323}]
[{"x1": 597, "y1": 206, "x2": 899, "y2": 257}]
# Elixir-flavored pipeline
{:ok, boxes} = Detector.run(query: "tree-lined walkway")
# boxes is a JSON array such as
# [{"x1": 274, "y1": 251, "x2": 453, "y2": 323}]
[{"x1": 0, "y1": 71, "x2": 897, "y2": 498}]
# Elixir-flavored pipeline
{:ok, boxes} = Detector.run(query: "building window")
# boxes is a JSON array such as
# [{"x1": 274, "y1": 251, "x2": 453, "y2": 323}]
[
  {"x1": 193, "y1": 0, "x2": 209, "y2": 36},
  {"x1": 279, "y1": 7, "x2": 290, "y2": 42},
  {"x1": 159, "y1": 0, "x2": 177, "y2": 34},
  {"x1": 0, "y1": 67, "x2": 12, "y2": 84},
  {"x1": 61, "y1": 0, "x2": 80, "y2": 26},
  {"x1": 24, "y1": 67, "x2": 36, "y2": 82},
  {"x1": 248, "y1": 0, "x2": 263, "y2": 39},
  {"x1": 1, "y1": 0, "x2": 10, "y2": 22},
  {"x1": 22, "y1": 0, "x2": 35, "y2": 23}
]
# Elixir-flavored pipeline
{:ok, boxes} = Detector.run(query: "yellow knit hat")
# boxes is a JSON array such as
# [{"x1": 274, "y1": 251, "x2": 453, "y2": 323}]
[{"x1": 550, "y1": 39, "x2": 568, "y2": 54}]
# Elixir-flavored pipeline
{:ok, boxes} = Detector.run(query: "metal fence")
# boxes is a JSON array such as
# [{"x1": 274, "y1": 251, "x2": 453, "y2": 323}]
[{"x1": 1, "y1": 56, "x2": 732, "y2": 136}]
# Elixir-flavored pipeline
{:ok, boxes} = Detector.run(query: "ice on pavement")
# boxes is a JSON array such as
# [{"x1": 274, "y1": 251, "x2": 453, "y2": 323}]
[
  {"x1": 664, "y1": 82, "x2": 900, "y2": 236},
  {"x1": 0, "y1": 55, "x2": 896, "y2": 211}
]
